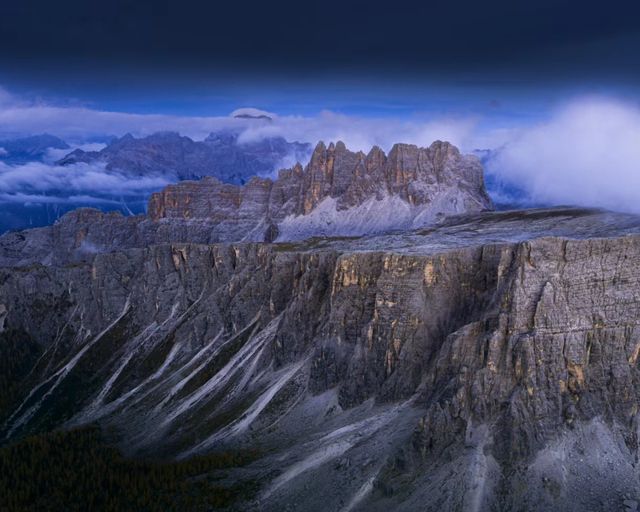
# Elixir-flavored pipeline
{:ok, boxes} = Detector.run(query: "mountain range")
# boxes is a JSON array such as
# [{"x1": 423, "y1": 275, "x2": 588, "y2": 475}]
[
  {"x1": 2, "y1": 138, "x2": 640, "y2": 511},
  {"x1": 57, "y1": 130, "x2": 311, "y2": 184},
  {"x1": 0, "y1": 140, "x2": 492, "y2": 265},
  {"x1": 0, "y1": 130, "x2": 312, "y2": 234},
  {"x1": 0, "y1": 134, "x2": 69, "y2": 164}
]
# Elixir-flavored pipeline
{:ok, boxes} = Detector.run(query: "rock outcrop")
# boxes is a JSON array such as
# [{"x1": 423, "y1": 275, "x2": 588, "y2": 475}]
[
  {"x1": 1, "y1": 207, "x2": 640, "y2": 511},
  {"x1": 147, "y1": 140, "x2": 493, "y2": 237}
]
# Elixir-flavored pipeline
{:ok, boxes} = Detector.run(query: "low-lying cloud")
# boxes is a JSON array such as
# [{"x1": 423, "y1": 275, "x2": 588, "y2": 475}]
[
  {"x1": 0, "y1": 192, "x2": 124, "y2": 205},
  {"x1": 0, "y1": 160, "x2": 170, "y2": 205},
  {"x1": 42, "y1": 142, "x2": 107, "y2": 164},
  {"x1": 485, "y1": 97, "x2": 640, "y2": 213},
  {"x1": 235, "y1": 111, "x2": 480, "y2": 152}
]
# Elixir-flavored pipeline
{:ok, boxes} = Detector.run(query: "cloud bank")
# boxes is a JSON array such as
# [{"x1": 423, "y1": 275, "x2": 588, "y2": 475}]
[
  {"x1": 235, "y1": 111, "x2": 480, "y2": 152},
  {"x1": 0, "y1": 160, "x2": 170, "y2": 205},
  {"x1": 42, "y1": 143, "x2": 107, "y2": 164},
  {"x1": 485, "y1": 97, "x2": 640, "y2": 213},
  {"x1": 0, "y1": 87, "x2": 481, "y2": 151}
]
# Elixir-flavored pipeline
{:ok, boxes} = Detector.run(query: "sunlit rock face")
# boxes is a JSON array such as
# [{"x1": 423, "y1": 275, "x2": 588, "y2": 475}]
[
  {"x1": 2, "y1": 207, "x2": 640, "y2": 511},
  {"x1": 146, "y1": 140, "x2": 494, "y2": 241}
]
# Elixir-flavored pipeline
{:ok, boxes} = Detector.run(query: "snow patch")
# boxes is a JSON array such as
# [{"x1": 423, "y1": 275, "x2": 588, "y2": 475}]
[
  {"x1": 157, "y1": 314, "x2": 278, "y2": 431},
  {"x1": 263, "y1": 400, "x2": 413, "y2": 500}
]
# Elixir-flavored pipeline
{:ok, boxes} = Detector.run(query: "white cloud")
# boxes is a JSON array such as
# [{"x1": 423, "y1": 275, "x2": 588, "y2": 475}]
[
  {"x1": 0, "y1": 160, "x2": 170, "y2": 204},
  {"x1": 42, "y1": 142, "x2": 107, "y2": 164},
  {"x1": 3, "y1": 85, "x2": 640, "y2": 215},
  {"x1": 236, "y1": 110, "x2": 480, "y2": 152},
  {"x1": 486, "y1": 97, "x2": 640, "y2": 213},
  {"x1": 0, "y1": 192, "x2": 123, "y2": 205},
  {"x1": 0, "y1": 86, "x2": 235, "y2": 140},
  {"x1": 0, "y1": 86, "x2": 480, "y2": 152},
  {"x1": 0, "y1": 147, "x2": 7, "y2": 156}
]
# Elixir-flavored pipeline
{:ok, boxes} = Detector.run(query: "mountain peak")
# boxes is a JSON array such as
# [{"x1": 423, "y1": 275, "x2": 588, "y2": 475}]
[
  {"x1": 313, "y1": 141, "x2": 327, "y2": 152},
  {"x1": 146, "y1": 140, "x2": 493, "y2": 239},
  {"x1": 0, "y1": 133, "x2": 70, "y2": 164},
  {"x1": 230, "y1": 107, "x2": 275, "y2": 121},
  {"x1": 56, "y1": 129, "x2": 311, "y2": 184}
]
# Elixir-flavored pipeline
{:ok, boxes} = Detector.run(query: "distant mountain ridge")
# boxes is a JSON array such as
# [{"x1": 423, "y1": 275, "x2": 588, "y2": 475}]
[
  {"x1": 0, "y1": 134, "x2": 69, "y2": 164},
  {"x1": 57, "y1": 130, "x2": 311, "y2": 184},
  {"x1": 0, "y1": 130, "x2": 312, "y2": 234}
]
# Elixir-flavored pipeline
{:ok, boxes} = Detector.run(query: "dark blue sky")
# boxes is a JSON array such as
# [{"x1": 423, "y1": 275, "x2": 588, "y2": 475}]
[
  {"x1": 2, "y1": 0, "x2": 640, "y2": 74},
  {"x1": 1, "y1": 0, "x2": 640, "y2": 116},
  {"x1": 0, "y1": 0, "x2": 640, "y2": 87}
]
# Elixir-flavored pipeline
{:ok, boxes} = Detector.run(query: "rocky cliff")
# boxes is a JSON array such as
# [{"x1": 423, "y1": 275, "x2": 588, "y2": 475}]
[
  {"x1": 147, "y1": 140, "x2": 493, "y2": 239},
  {"x1": 1, "y1": 207, "x2": 640, "y2": 511}
]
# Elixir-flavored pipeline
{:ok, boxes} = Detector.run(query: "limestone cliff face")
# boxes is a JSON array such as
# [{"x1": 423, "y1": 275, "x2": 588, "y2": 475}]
[
  {"x1": 146, "y1": 140, "x2": 493, "y2": 240},
  {"x1": 1, "y1": 209, "x2": 640, "y2": 511}
]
